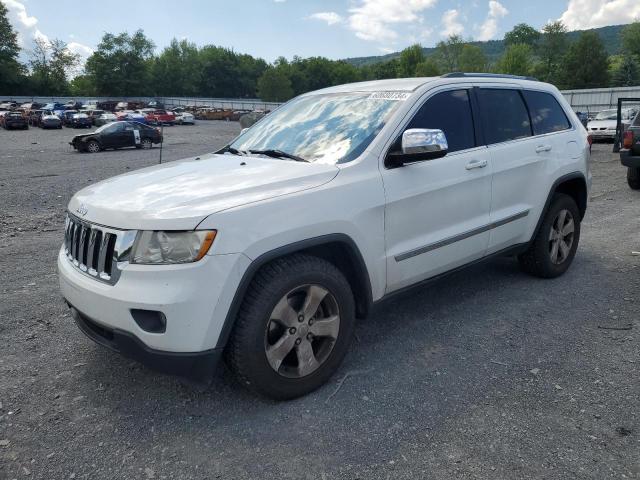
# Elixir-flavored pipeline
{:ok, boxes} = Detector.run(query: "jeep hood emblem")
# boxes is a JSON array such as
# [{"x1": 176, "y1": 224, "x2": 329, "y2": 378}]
[{"x1": 76, "y1": 204, "x2": 88, "y2": 216}]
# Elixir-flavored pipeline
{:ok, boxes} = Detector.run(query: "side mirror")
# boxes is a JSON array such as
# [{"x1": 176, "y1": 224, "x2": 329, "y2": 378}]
[{"x1": 387, "y1": 128, "x2": 448, "y2": 168}]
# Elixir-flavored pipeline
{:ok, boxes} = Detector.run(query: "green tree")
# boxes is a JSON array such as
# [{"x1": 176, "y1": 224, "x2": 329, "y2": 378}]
[
  {"x1": 152, "y1": 39, "x2": 202, "y2": 96},
  {"x1": 504, "y1": 23, "x2": 541, "y2": 49},
  {"x1": 361, "y1": 58, "x2": 400, "y2": 80},
  {"x1": 257, "y1": 68, "x2": 294, "y2": 102},
  {"x1": 458, "y1": 44, "x2": 487, "y2": 72},
  {"x1": 621, "y1": 21, "x2": 640, "y2": 59},
  {"x1": 330, "y1": 61, "x2": 361, "y2": 85},
  {"x1": 29, "y1": 38, "x2": 79, "y2": 95},
  {"x1": 610, "y1": 55, "x2": 639, "y2": 87},
  {"x1": 399, "y1": 44, "x2": 424, "y2": 76},
  {"x1": 538, "y1": 21, "x2": 568, "y2": 84},
  {"x1": 0, "y1": 1, "x2": 26, "y2": 94},
  {"x1": 560, "y1": 31, "x2": 609, "y2": 89},
  {"x1": 414, "y1": 58, "x2": 440, "y2": 76},
  {"x1": 85, "y1": 30, "x2": 155, "y2": 96},
  {"x1": 495, "y1": 44, "x2": 533, "y2": 76},
  {"x1": 435, "y1": 35, "x2": 465, "y2": 73},
  {"x1": 69, "y1": 74, "x2": 96, "y2": 96}
]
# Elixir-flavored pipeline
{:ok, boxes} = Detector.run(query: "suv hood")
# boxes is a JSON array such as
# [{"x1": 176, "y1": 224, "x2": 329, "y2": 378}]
[{"x1": 68, "y1": 153, "x2": 339, "y2": 230}]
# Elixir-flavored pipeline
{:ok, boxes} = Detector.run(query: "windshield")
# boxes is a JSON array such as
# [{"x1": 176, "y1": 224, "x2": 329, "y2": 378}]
[
  {"x1": 229, "y1": 92, "x2": 407, "y2": 164},
  {"x1": 594, "y1": 109, "x2": 637, "y2": 121}
]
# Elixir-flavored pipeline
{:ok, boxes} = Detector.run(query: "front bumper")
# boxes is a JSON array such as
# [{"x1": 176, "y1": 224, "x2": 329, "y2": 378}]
[
  {"x1": 620, "y1": 149, "x2": 640, "y2": 168},
  {"x1": 58, "y1": 246, "x2": 250, "y2": 355},
  {"x1": 588, "y1": 130, "x2": 616, "y2": 139},
  {"x1": 70, "y1": 305, "x2": 223, "y2": 381}
]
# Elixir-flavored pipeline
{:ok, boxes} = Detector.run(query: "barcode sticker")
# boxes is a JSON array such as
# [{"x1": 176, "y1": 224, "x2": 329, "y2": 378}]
[{"x1": 368, "y1": 91, "x2": 411, "y2": 101}]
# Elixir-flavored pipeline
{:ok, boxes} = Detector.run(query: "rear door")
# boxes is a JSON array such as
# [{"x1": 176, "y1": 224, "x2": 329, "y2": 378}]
[
  {"x1": 476, "y1": 86, "x2": 569, "y2": 253},
  {"x1": 381, "y1": 86, "x2": 493, "y2": 292}
]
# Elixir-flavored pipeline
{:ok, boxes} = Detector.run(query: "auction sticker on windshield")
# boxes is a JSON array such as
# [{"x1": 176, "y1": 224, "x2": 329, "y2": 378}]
[{"x1": 368, "y1": 91, "x2": 411, "y2": 101}]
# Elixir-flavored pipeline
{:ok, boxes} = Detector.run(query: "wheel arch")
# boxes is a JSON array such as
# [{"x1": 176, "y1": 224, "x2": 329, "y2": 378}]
[
  {"x1": 215, "y1": 234, "x2": 373, "y2": 349},
  {"x1": 532, "y1": 172, "x2": 587, "y2": 242}
]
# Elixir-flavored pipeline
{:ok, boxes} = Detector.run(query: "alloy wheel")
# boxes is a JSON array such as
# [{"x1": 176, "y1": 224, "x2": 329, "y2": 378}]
[
  {"x1": 264, "y1": 284, "x2": 340, "y2": 378},
  {"x1": 87, "y1": 141, "x2": 100, "y2": 153},
  {"x1": 549, "y1": 209, "x2": 574, "y2": 264}
]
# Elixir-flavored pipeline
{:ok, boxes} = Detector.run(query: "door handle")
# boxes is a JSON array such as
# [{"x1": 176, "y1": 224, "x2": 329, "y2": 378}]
[
  {"x1": 465, "y1": 159, "x2": 488, "y2": 170},
  {"x1": 535, "y1": 145, "x2": 552, "y2": 153}
]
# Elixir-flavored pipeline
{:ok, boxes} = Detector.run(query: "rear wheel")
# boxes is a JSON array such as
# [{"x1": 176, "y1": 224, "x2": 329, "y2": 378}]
[
  {"x1": 226, "y1": 254, "x2": 355, "y2": 400},
  {"x1": 627, "y1": 167, "x2": 640, "y2": 190},
  {"x1": 518, "y1": 193, "x2": 581, "y2": 278},
  {"x1": 86, "y1": 140, "x2": 100, "y2": 153}
]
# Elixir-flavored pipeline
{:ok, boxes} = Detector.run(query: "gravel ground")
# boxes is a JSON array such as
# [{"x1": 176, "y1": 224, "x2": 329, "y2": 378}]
[{"x1": 0, "y1": 124, "x2": 638, "y2": 480}]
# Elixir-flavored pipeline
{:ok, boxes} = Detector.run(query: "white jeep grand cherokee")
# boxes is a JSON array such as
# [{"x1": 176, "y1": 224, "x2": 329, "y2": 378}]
[{"x1": 59, "y1": 74, "x2": 591, "y2": 399}]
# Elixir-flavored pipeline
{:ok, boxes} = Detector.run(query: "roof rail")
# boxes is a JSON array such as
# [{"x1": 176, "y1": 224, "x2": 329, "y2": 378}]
[{"x1": 441, "y1": 72, "x2": 539, "y2": 82}]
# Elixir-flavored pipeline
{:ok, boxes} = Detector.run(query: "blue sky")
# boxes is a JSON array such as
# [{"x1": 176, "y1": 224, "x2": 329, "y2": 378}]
[{"x1": 3, "y1": 0, "x2": 640, "y2": 65}]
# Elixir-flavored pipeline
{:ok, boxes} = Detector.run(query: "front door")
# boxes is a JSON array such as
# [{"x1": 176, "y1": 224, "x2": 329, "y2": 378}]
[{"x1": 381, "y1": 88, "x2": 493, "y2": 293}]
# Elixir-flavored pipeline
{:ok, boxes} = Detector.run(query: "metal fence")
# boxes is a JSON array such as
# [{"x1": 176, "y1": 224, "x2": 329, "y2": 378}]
[
  {"x1": 1, "y1": 96, "x2": 281, "y2": 111},
  {"x1": 560, "y1": 86, "x2": 640, "y2": 115},
  {"x1": 5, "y1": 85, "x2": 640, "y2": 115}
]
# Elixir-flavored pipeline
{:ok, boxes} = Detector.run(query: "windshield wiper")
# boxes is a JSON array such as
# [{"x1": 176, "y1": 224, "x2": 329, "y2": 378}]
[
  {"x1": 218, "y1": 145, "x2": 248, "y2": 156},
  {"x1": 249, "y1": 149, "x2": 309, "y2": 163}
]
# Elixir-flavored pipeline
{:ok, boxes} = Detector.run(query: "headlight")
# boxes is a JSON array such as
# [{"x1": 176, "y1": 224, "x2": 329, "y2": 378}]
[{"x1": 131, "y1": 230, "x2": 216, "y2": 265}]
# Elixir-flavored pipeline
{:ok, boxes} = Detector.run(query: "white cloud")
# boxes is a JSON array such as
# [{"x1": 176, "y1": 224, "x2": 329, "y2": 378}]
[
  {"x1": 559, "y1": 0, "x2": 640, "y2": 29},
  {"x1": 477, "y1": 0, "x2": 508, "y2": 41},
  {"x1": 347, "y1": 0, "x2": 437, "y2": 43},
  {"x1": 1, "y1": 0, "x2": 92, "y2": 74},
  {"x1": 441, "y1": 9, "x2": 465, "y2": 37},
  {"x1": 1, "y1": 0, "x2": 40, "y2": 46},
  {"x1": 308, "y1": 12, "x2": 344, "y2": 26}
]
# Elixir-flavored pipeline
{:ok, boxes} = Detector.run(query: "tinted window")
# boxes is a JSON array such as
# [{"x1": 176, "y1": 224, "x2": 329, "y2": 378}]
[
  {"x1": 523, "y1": 90, "x2": 571, "y2": 135},
  {"x1": 477, "y1": 89, "x2": 531, "y2": 144},
  {"x1": 407, "y1": 89, "x2": 476, "y2": 153}
]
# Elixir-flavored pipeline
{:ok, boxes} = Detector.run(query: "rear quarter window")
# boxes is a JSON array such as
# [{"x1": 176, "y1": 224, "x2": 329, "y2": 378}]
[{"x1": 523, "y1": 90, "x2": 571, "y2": 135}]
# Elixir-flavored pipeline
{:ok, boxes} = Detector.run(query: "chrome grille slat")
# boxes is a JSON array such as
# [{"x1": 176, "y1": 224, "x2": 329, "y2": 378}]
[
  {"x1": 63, "y1": 214, "x2": 135, "y2": 286},
  {"x1": 79, "y1": 226, "x2": 89, "y2": 271}
]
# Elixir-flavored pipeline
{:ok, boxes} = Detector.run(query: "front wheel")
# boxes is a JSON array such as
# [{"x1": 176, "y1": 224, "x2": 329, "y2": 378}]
[
  {"x1": 140, "y1": 138, "x2": 153, "y2": 149},
  {"x1": 518, "y1": 193, "x2": 581, "y2": 278},
  {"x1": 85, "y1": 140, "x2": 100, "y2": 153},
  {"x1": 226, "y1": 254, "x2": 356, "y2": 400},
  {"x1": 627, "y1": 167, "x2": 640, "y2": 190}
]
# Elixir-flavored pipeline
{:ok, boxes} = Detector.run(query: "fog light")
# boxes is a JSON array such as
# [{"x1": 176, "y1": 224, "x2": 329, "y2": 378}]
[{"x1": 130, "y1": 309, "x2": 167, "y2": 333}]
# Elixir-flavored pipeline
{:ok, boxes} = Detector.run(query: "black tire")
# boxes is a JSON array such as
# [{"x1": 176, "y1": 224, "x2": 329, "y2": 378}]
[
  {"x1": 627, "y1": 167, "x2": 640, "y2": 190},
  {"x1": 226, "y1": 253, "x2": 356, "y2": 400},
  {"x1": 140, "y1": 138, "x2": 153, "y2": 150},
  {"x1": 518, "y1": 193, "x2": 581, "y2": 278}
]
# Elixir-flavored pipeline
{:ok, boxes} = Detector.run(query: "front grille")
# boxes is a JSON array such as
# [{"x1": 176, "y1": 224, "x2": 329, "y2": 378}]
[{"x1": 64, "y1": 214, "x2": 136, "y2": 285}]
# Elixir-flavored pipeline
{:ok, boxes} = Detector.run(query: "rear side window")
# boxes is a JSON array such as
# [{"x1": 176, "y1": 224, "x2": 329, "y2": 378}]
[
  {"x1": 407, "y1": 89, "x2": 476, "y2": 153},
  {"x1": 477, "y1": 89, "x2": 531, "y2": 144},
  {"x1": 523, "y1": 90, "x2": 571, "y2": 135}
]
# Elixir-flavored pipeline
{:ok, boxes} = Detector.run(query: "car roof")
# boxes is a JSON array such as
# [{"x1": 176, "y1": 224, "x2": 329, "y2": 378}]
[
  {"x1": 305, "y1": 73, "x2": 552, "y2": 97},
  {"x1": 313, "y1": 77, "x2": 438, "y2": 94}
]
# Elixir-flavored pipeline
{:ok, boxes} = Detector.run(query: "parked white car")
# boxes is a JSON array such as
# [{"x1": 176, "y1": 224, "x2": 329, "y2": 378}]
[
  {"x1": 174, "y1": 111, "x2": 195, "y2": 125},
  {"x1": 587, "y1": 108, "x2": 638, "y2": 139},
  {"x1": 59, "y1": 74, "x2": 591, "y2": 399}
]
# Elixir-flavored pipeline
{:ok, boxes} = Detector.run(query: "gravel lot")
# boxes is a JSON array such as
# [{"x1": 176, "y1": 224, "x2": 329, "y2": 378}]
[{"x1": 1, "y1": 124, "x2": 638, "y2": 479}]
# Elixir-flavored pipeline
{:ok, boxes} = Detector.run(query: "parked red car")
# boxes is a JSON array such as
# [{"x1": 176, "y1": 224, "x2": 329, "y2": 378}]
[{"x1": 143, "y1": 109, "x2": 175, "y2": 126}]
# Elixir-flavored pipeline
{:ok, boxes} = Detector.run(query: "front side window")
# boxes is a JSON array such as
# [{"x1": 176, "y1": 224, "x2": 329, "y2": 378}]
[
  {"x1": 229, "y1": 92, "x2": 406, "y2": 164},
  {"x1": 477, "y1": 89, "x2": 532, "y2": 144},
  {"x1": 523, "y1": 90, "x2": 571, "y2": 135},
  {"x1": 406, "y1": 89, "x2": 476, "y2": 153}
]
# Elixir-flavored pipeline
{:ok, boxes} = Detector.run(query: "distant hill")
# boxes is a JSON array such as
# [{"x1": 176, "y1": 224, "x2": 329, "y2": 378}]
[{"x1": 345, "y1": 24, "x2": 628, "y2": 67}]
